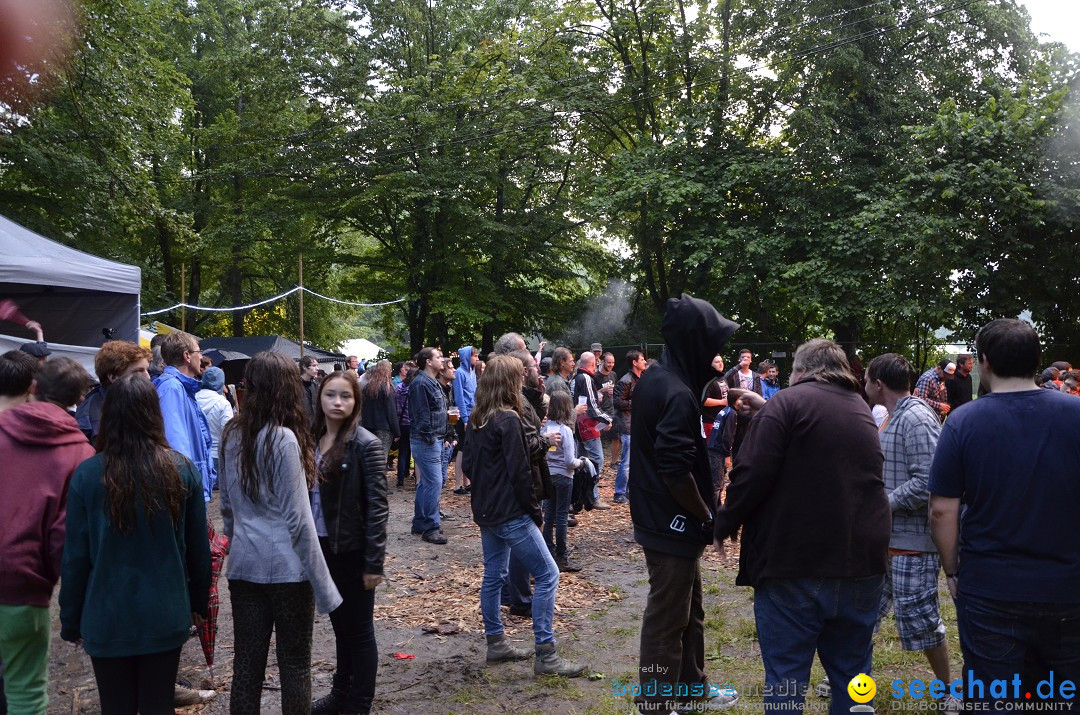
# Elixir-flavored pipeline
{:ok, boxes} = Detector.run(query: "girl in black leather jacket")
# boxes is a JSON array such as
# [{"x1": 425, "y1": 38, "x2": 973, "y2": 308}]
[{"x1": 309, "y1": 371, "x2": 389, "y2": 715}]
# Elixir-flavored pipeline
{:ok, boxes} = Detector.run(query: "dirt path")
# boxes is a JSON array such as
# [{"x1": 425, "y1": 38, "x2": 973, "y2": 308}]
[{"x1": 46, "y1": 463, "x2": 756, "y2": 714}]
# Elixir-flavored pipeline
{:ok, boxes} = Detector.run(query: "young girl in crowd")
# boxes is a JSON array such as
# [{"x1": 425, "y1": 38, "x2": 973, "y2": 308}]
[
  {"x1": 219, "y1": 352, "x2": 341, "y2": 715},
  {"x1": 60, "y1": 374, "x2": 212, "y2": 715},
  {"x1": 543, "y1": 390, "x2": 583, "y2": 573},
  {"x1": 359, "y1": 359, "x2": 398, "y2": 468},
  {"x1": 463, "y1": 355, "x2": 585, "y2": 677},
  {"x1": 309, "y1": 370, "x2": 388, "y2": 715}
]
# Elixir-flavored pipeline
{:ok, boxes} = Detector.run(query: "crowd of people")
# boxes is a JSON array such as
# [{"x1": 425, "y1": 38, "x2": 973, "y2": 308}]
[{"x1": 0, "y1": 304, "x2": 1077, "y2": 715}]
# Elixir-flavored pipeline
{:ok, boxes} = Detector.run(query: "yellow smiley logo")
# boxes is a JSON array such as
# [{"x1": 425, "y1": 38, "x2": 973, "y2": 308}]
[{"x1": 847, "y1": 673, "x2": 876, "y2": 704}]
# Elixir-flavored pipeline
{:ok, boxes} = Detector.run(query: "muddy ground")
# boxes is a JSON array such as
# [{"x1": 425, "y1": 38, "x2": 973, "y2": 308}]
[{"x1": 46, "y1": 460, "x2": 758, "y2": 715}]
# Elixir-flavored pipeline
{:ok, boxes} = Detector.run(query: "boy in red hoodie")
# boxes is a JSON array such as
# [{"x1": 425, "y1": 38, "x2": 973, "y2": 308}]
[{"x1": 0, "y1": 358, "x2": 94, "y2": 714}]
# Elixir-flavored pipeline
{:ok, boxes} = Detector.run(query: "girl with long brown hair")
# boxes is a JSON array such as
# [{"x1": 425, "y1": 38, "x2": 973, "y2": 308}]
[
  {"x1": 359, "y1": 358, "x2": 398, "y2": 468},
  {"x1": 59, "y1": 374, "x2": 212, "y2": 714},
  {"x1": 308, "y1": 370, "x2": 388, "y2": 715},
  {"x1": 463, "y1": 355, "x2": 585, "y2": 677},
  {"x1": 219, "y1": 351, "x2": 341, "y2": 715}
]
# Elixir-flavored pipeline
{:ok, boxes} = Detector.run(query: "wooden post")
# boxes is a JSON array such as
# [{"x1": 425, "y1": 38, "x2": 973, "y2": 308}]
[
  {"x1": 298, "y1": 253, "x2": 304, "y2": 358},
  {"x1": 180, "y1": 261, "x2": 186, "y2": 332}
]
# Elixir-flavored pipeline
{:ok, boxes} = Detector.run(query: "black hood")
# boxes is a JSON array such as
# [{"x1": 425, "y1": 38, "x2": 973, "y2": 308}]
[{"x1": 659, "y1": 294, "x2": 740, "y2": 395}]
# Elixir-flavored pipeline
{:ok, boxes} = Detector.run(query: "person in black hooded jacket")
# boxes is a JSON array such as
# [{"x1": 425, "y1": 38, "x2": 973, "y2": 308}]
[{"x1": 629, "y1": 294, "x2": 760, "y2": 715}]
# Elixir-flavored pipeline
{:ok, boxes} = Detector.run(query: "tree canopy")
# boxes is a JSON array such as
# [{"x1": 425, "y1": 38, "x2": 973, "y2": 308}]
[{"x1": 1, "y1": 0, "x2": 1077, "y2": 362}]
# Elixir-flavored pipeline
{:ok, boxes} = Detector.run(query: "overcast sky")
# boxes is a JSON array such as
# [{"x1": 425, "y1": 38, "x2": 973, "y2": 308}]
[{"x1": 1019, "y1": 0, "x2": 1080, "y2": 51}]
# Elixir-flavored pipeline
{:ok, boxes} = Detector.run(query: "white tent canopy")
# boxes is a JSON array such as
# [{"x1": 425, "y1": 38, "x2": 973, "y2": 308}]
[
  {"x1": 0, "y1": 214, "x2": 141, "y2": 347},
  {"x1": 339, "y1": 338, "x2": 383, "y2": 362}
]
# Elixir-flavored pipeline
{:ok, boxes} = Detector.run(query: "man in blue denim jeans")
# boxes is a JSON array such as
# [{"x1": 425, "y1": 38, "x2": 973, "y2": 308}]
[
  {"x1": 714, "y1": 339, "x2": 890, "y2": 715},
  {"x1": 408, "y1": 347, "x2": 449, "y2": 544},
  {"x1": 930, "y1": 319, "x2": 1080, "y2": 708}
]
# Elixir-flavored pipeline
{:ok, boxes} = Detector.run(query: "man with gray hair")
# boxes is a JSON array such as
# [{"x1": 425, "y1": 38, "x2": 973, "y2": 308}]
[
  {"x1": 571, "y1": 351, "x2": 612, "y2": 509},
  {"x1": 715, "y1": 339, "x2": 890, "y2": 715}
]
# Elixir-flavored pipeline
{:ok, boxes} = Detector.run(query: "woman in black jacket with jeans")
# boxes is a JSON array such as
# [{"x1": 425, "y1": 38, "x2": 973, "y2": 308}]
[
  {"x1": 310, "y1": 371, "x2": 389, "y2": 715},
  {"x1": 464, "y1": 355, "x2": 585, "y2": 677}
]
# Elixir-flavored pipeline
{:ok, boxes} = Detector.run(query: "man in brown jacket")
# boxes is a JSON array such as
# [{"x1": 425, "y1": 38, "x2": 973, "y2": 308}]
[{"x1": 715, "y1": 339, "x2": 889, "y2": 715}]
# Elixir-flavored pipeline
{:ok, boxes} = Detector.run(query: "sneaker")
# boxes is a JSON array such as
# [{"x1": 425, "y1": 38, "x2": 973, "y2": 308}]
[
  {"x1": 815, "y1": 676, "x2": 831, "y2": 698},
  {"x1": 421, "y1": 529, "x2": 448, "y2": 544},
  {"x1": 944, "y1": 695, "x2": 963, "y2": 713},
  {"x1": 676, "y1": 688, "x2": 739, "y2": 712},
  {"x1": 533, "y1": 643, "x2": 586, "y2": 678},
  {"x1": 507, "y1": 604, "x2": 532, "y2": 618},
  {"x1": 612, "y1": 493, "x2": 628, "y2": 504},
  {"x1": 592, "y1": 501, "x2": 611, "y2": 510},
  {"x1": 486, "y1": 634, "x2": 532, "y2": 663},
  {"x1": 567, "y1": 516, "x2": 578, "y2": 527},
  {"x1": 453, "y1": 487, "x2": 468, "y2": 495},
  {"x1": 174, "y1": 687, "x2": 216, "y2": 706},
  {"x1": 555, "y1": 555, "x2": 582, "y2": 573}
]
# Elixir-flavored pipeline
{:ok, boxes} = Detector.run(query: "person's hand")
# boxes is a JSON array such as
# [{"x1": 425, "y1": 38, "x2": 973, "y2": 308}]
[
  {"x1": 549, "y1": 431, "x2": 562, "y2": 447},
  {"x1": 730, "y1": 389, "x2": 766, "y2": 416},
  {"x1": 25, "y1": 320, "x2": 43, "y2": 341},
  {"x1": 713, "y1": 537, "x2": 727, "y2": 558},
  {"x1": 363, "y1": 573, "x2": 384, "y2": 590},
  {"x1": 946, "y1": 575, "x2": 958, "y2": 599},
  {"x1": 575, "y1": 403, "x2": 588, "y2": 415},
  {"x1": 600, "y1": 422, "x2": 611, "y2": 431},
  {"x1": 192, "y1": 612, "x2": 206, "y2": 627},
  {"x1": 941, "y1": 404, "x2": 951, "y2": 415}
]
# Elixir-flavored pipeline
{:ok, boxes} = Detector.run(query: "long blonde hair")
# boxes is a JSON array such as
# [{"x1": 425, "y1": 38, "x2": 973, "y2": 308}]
[{"x1": 470, "y1": 354, "x2": 523, "y2": 429}]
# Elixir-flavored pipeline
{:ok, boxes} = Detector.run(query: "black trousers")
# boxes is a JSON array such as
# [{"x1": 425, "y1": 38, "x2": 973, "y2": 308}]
[
  {"x1": 228, "y1": 579, "x2": 315, "y2": 715},
  {"x1": 91, "y1": 647, "x2": 182, "y2": 715},
  {"x1": 636, "y1": 549, "x2": 706, "y2": 714},
  {"x1": 396, "y1": 425, "x2": 411, "y2": 483},
  {"x1": 321, "y1": 542, "x2": 377, "y2": 714}
]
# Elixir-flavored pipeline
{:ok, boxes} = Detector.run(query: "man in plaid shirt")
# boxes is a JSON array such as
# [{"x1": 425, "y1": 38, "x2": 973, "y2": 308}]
[
  {"x1": 913, "y1": 359, "x2": 954, "y2": 422},
  {"x1": 865, "y1": 353, "x2": 956, "y2": 702}
]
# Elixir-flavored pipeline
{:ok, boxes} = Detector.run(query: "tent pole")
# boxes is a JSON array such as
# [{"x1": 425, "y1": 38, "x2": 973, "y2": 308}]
[
  {"x1": 181, "y1": 262, "x2": 186, "y2": 332},
  {"x1": 298, "y1": 253, "x2": 304, "y2": 358}
]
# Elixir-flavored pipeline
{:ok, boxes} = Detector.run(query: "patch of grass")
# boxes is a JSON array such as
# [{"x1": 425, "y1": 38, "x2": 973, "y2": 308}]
[
  {"x1": 734, "y1": 618, "x2": 757, "y2": 642},
  {"x1": 609, "y1": 626, "x2": 636, "y2": 638},
  {"x1": 447, "y1": 685, "x2": 491, "y2": 706},
  {"x1": 529, "y1": 674, "x2": 584, "y2": 698},
  {"x1": 634, "y1": 578, "x2": 650, "y2": 588}
]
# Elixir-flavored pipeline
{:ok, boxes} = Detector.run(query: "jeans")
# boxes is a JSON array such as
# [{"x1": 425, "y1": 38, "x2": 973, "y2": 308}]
[
  {"x1": 0, "y1": 604, "x2": 50, "y2": 715},
  {"x1": 396, "y1": 425, "x2": 411, "y2": 483},
  {"x1": 543, "y1": 473, "x2": 574, "y2": 558},
  {"x1": 615, "y1": 434, "x2": 631, "y2": 497},
  {"x1": 91, "y1": 647, "x2": 181, "y2": 715},
  {"x1": 481, "y1": 515, "x2": 559, "y2": 645},
  {"x1": 410, "y1": 437, "x2": 443, "y2": 534},
  {"x1": 321, "y1": 542, "x2": 377, "y2": 714},
  {"x1": 636, "y1": 549, "x2": 706, "y2": 714},
  {"x1": 581, "y1": 436, "x2": 604, "y2": 501},
  {"x1": 753, "y1": 576, "x2": 884, "y2": 715},
  {"x1": 229, "y1": 579, "x2": 316, "y2": 715},
  {"x1": 955, "y1": 593, "x2": 1080, "y2": 707},
  {"x1": 502, "y1": 551, "x2": 532, "y2": 609},
  {"x1": 440, "y1": 441, "x2": 454, "y2": 489}
]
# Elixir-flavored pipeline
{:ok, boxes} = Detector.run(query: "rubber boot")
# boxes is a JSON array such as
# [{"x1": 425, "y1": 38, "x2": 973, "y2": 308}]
[
  {"x1": 486, "y1": 634, "x2": 532, "y2": 663},
  {"x1": 533, "y1": 642, "x2": 586, "y2": 677}
]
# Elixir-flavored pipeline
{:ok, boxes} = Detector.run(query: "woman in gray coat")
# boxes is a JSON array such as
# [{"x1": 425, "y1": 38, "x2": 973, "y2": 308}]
[{"x1": 220, "y1": 352, "x2": 342, "y2": 715}]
